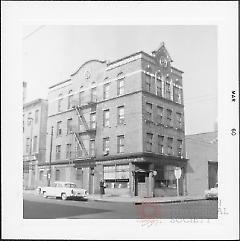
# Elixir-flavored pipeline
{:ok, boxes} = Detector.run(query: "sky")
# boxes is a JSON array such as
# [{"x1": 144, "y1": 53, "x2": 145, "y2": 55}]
[{"x1": 22, "y1": 25, "x2": 217, "y2": 135}]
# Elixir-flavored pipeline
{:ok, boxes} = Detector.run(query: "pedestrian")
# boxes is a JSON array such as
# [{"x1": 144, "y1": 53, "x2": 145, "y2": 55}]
[{"x1": 100, "y1": 179, "x2": 105, "y2": 197}]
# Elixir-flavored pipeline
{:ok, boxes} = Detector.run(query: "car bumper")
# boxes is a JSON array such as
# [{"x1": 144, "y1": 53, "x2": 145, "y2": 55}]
[{"x1": 205, "y1": 193, "x2": 218, "y2": 199}]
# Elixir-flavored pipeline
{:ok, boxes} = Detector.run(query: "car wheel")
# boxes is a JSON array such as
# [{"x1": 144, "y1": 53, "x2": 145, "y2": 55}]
[
  {"x1": 43, "y1": 191, "x2": 48, "y2": 198},
  {"x1": 61, "y1": 193, "x2": 67, "y2": 200}
]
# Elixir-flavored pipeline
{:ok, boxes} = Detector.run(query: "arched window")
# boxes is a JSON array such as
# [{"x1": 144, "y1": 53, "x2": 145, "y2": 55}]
[
  {"x1": 68, "y1": 90, "x2": 73, "y2": 109},
  {"x1": 117, "y1": 72, "x2": 125, "y2": 96},
  {"x1": 58, "y1": 94, "x2": 63, "y2": 112},
  {"x1": 55, "y1": 169, "x2": 60, "y2": 181}
]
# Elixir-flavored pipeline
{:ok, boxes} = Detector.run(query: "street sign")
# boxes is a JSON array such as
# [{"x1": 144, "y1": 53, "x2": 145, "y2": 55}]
[{"x1": 174, "y1": 167, "x2": 182, "y2": 179}]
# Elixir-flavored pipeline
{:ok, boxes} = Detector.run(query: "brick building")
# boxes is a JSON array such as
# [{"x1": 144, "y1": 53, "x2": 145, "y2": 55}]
[
  {"x1": 39, "y1": 42, "x2": 187, "y2": 197},
  {"x1": 23, "y1": 98, "x2": 48, "y2": 189},
  {"x1": 185, "y1": 131, "x2": 218, "y2": 196}
]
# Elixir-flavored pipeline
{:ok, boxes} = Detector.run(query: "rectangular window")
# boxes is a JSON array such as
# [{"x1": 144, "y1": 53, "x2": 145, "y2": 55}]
[
  {"x1": 27, "y1": 112, "x2": 32, "y2": 126},
  {"x1": 103, "y1": 83, "x2": 110, "y2": 100},
  {"x1": 176, "y1": 112, "x2": 182, "y2": 128},
  {"x1": 23, "y1": 114, "x2": 25, "y2": 132},
  {"x1": 167, "y1": 137, "x2": 173, "y2": 155},
  {"x1": 103, "y1": 137, "x2": 110, "y2": 153},
  {"x1": 166, "y1": 109, "x2": 172, "y2": 126},
  {"x1": 90, "y1": 112, "x2": 96, "y2": 129},
  {"x1": 26, "y1": 138, "x2": 30, "y2": 153},
  {"x1": 57, "y1": 121, "x2": 62, "y2": 136},
  {"x1": 157, "y1": 106, "x2": 163, "y2": 124},
  {"x1": 103, "y1": 109, "x2": 110, "y2": 127},
  {"x1": 66, "y1": 144, "x2": 71, "y2": 159},
  {"x1": 117, "y1": 106, "x2": 125, "y2": 124},
  {"x1": 158, "y1": 135, "x2": 164, "y2": 154},
  {"x1": 79, "y1": 91, "x2": 84, "y2": 105},
  {"x1": 174, "y1": 87, "x2": 182, "y2": 104},
  {"x1": 91, "y1": 87, "x2": 97, "y2": 102},
  {"x1": 146, "y1": 102, "x2": 153, "y2": 120},
  {"x1": 165, "y1": 82, "x2": 171, "y2": 99},
  {"x1": 58, "y1": 96, "x2": 63, "y2": 112},
  {"x1": 35, "y1": 110, "x2": 39, "y2": 123},
  {"x1": 33, "y1": 136, "x2": 38, "y2": 153},
  {"x1": 117, "y1": 135, "x2": 125, "y2": 153},
  {"x1": 68, "y1": 92, "x2": 73, "y2": 109},
  {"x1": 56, "y1": 145, "x2": 61, "y2": 160},
  {"x1": 145, "y1": 75, "x2": 151, "y2": 92},
  {"x1": 89, "y1": 139, "x2": 95, "y2": 157},
  {"x1": 117, "y1": 78, "x2": 124, "y2": 96},
  {"x1": 67, "y1": 118, "x2": 73, "y2": 134},
  {"x1": 156, "y1": 79, "x2": 162, "y2": 97},
  {"x1": 177, "y1": 139, "x2": 183, "y2": 157},
  {"x1": 146, "y1": 133, "x2": 153, "y2": 152}
]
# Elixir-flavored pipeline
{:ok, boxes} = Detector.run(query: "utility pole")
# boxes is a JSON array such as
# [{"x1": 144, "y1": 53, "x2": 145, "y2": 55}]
[{"x1": 48, "y1": 126, "x2": 53, "y2": 186}]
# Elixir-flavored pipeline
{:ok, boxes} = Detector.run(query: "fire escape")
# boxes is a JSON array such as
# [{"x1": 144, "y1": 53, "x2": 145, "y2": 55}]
[{"x1": 72, "y1": 94, "x2": 97, "y2": 159}]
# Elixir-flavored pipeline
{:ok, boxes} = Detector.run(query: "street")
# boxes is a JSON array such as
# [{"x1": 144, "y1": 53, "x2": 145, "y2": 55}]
[{"x1": 23, "y1": 193, "x2": 218, "y2": 219}]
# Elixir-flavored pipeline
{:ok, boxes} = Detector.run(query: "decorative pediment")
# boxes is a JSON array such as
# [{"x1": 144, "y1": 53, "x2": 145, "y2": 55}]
[{"x1": 152, "y1": 42, "x2": 173, "y2": 67}]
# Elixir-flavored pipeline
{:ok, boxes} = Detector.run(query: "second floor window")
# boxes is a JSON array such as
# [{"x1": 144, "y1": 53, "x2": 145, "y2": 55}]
[
  {"x1": 166, "y1": 109, "x2": 172, "y2": 126},
  {"x1": 117, "y1": 106, "x2": 125, "y2": 124},
  {"x1": 67, "y1": 118, "x2": 73, "y2": 134},
  {"x1": 35, "y1": 110, "x2": 39, "y2": 123},
  {"x1": 33, "y1": 136, "x2": 38, "y2": 153},
  {"x1": 103, "y1": 137, "x2": 110, "y2": 153},
  {"x1": 89, "y1": 139, "x2": 95, "y2": 157},
  {"x1": 58, "y1": 94, "x2": 63, "y2": 112},
  {"x1": 146, "y1": 102, "x2": 153, "y2": 120},
  {"x1": 117, "y1": 78, "x2": 124, "y2": 96},
  {"x1": 103, "y1": 109, "x2": 110, "y2": 127},
  {"x1": 177, "y1": 139, "x2": 183, "y2": 157},
  {"x1": 56, "y1": 145, "x2": 61, "y2": 160},
  {"x1": 57, "y1": 121, "x2": 62, "y2": 136},
  {"x1": 117, "y1": 135, "x2": 125, "y2": 153},
  {"x1": 27, "y1": 112, "x2": 32, "y2": 126},
  {"x1": 158, "y1": 135, "x2": 164, "y2": 154},
  {"x1": 167, "y1": 137, "x2": 173, "y2": 155},
  {"x1": 68, "y1": 90, "x2": 73, "y2": 109},
  {"x1": 103, "y1": 83, "x2": 110, "y2": 100},
  {"x1": 146, "y1": 133, "x2": 153, "y2": 152},
  {"x1": 157, "y1": 106, "x2": 163, "y2": 124},
  {"x1": 90, "y1": 112, "x2": 96, "y2": 129}
]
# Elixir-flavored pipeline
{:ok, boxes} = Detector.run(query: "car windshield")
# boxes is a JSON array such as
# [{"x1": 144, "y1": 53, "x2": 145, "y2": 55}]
[{"x1": 65, "y1": 183, "x2": 77, "y2": 188}]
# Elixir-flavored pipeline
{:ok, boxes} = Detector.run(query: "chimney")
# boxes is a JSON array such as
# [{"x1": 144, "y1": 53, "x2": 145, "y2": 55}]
[{"x1": 23, "y1": 82, "x2": 27, "y2": 104}]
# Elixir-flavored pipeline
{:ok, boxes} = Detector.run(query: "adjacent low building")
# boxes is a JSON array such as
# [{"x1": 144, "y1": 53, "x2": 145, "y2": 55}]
[
  {"x1": 185, "y1": 131, "x2": 218, "y2": 196},
  {"x1": 38, "y1": 42, "x2": 188, "y2": 197},
  {"x1": 23, "y1": 98, "x2": 48, "y2": 189}
]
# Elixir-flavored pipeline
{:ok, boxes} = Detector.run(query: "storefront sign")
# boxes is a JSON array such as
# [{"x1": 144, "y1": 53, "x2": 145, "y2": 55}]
[{"x1": 174, "y1": 167, "x2": 182, "y2": 179}]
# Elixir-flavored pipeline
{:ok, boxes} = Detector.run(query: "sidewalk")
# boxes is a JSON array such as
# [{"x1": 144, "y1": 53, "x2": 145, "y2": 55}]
[
  {"x1": 23, "y1": 189, "x2": 206, "y2": 204},
  {"x1": 87, "y1": 194, "x2": 206, "y2": 204}
]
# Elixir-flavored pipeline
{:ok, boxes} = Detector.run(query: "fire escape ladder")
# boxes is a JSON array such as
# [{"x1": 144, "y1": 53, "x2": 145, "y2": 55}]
[
  {"x1": 73, "y1": 132, "x2": 88, "y2": 157},
  {"x1": 75, "y1": 106, "x2": 89, "y2": 131}
]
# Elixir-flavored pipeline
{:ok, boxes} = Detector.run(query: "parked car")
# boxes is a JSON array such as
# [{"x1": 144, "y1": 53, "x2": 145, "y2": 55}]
[
  {"x1": 37, "y1": 181, "x2": 88, "y2": 201},
  {"x1": 204, "y1": 183, "x2": 218, "y2": 200}
]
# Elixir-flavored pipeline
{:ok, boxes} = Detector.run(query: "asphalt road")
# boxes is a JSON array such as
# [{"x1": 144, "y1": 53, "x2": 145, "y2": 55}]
[{"x1": 23, "y1": 193, "x2": 218, "y2": 219}]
